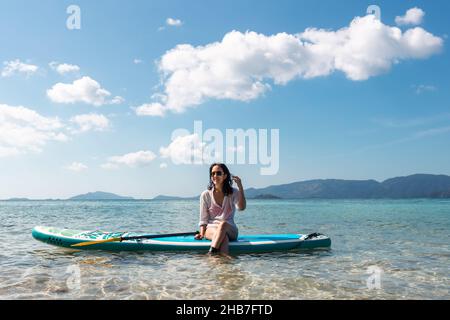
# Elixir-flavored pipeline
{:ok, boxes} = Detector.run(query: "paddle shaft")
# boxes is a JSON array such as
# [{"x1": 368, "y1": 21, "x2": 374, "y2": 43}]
[
  {"x1": 121, "y1": 231, "x2": 199, "y2": 241},
  {"x1": 71, "y1": 231, "x2": 199, "y2": 247}
]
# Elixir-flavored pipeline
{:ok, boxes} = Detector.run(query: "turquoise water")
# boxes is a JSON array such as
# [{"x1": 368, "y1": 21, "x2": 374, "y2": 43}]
[{"x1": 0, "y1": 199, "x2": 449, "y2": 299}]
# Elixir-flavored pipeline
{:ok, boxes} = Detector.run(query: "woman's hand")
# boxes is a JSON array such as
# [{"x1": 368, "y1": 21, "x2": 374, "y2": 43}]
[
  {"x1": 232, "y1": 175, "x2": 243, "y2": 189},
  {"x1": 195, "y1": 225, "x2": 207, "y2": 240},
  {"x1": 194, "y1": 233, "x2": 204, "y2": 240}
]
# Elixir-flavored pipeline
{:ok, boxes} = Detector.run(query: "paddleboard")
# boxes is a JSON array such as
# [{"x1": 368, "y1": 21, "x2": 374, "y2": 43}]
[{"x1": 32, "y1": 226, "x2": 331, "y2": 253}]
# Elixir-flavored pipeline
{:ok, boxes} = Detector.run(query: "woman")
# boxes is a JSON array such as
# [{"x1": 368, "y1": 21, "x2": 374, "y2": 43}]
[{"x1": 194, "y1": 163, "x2": 246, "y2": 255}]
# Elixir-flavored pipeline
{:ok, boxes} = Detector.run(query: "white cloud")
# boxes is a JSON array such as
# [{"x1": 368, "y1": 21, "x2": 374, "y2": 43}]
[
  {"x1": 1, "y1": 59, "x2": 38, "y2": 77},
  {"x1": 133, "y1": 59, "x2": 143, "y2": 64},
  {"x1": 49, "y1": 62, "x2": 80, "y2": 75},
  {"x1": 0, "y1": 104, "x2": 67, "y2": 157},
  {"x1": 47, "y1": 76, "x2": 125, "y2": 106},
  {"x1": 65, "y1": 162, "x2": 88, "y2": 172},
  {"x1": 396, "y1": 7, "x2": 425, "y2": 26},
  {"x1": 69, "y1": 113, "x2": 110, "y2": 133},
  {"x1": 166, "y1": 18, "x2": 183, "y2": 27},
  {"x1": 160, "y1": 162, "x2": 168, "y2": 169},
  {"x1": 414, "y1": 84, "x2": 437, "y2": 94},
  {"x1": 140, "y1": 13, "x2": 442, "y2": 116},
  {"x1": 159, "y1": 133, "x2": 207, "y2": 164},
  {"x1": 102, "y1": 150, "x2": 157, "y2": 169},
  {"x1": 0, "y1": 105, "x2": 114, "y2": 158},
  {"x1": 110, "y1": 96, "x2": 125, "y2": 104},
  {"x1": 135, "y1": 103, "x2": 166, "y2": 117},
  {"x1": 100, "y1": 162, "x2": 119, "y2": 170}
]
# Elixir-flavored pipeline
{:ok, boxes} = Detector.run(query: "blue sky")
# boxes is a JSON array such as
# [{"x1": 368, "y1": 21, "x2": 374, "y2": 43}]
[{"x1": 0, "y1": 0, "x2": 449, "y2": 199}]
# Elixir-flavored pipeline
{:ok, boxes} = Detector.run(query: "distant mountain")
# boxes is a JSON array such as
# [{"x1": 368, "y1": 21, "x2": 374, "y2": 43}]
[
  {"x1": 4, "y1": 198, "x2": 31, "y2": 201},
  {"x1": 245, "y1": 174, "x2": 450, "y2": 199},
  {"x1": 251, "y1": 194, "x2": 282, "y2": 199},
  {"x1": 380, "y1": 174, "x2": 450, "y2": 198},
  {"x1": 68, "y1": 191, "x2": 134, "y2": 200},
  {"x1": 245, "y1": 179, "x2": 383, "y2": 199}
]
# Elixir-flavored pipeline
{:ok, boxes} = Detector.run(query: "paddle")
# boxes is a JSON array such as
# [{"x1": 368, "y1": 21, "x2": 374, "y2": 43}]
[{"x1": 71, "y1": 231, "x2": 199, "y2": 247}]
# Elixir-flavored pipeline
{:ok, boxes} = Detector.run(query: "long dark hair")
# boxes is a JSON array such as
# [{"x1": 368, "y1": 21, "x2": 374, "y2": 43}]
[{"x1": 207, "y1": 163, "x2": 233, "y2": 195}]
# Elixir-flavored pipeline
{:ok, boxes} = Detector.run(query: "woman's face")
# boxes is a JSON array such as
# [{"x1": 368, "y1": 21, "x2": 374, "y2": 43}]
[{"x1": 211, "y1": 165, "x2": 227, "y2": 186}]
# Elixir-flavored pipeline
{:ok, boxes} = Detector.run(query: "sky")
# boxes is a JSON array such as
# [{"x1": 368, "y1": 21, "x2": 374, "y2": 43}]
[{"x1": 0, "y1": 0, "x2": 449, "y2": 199}]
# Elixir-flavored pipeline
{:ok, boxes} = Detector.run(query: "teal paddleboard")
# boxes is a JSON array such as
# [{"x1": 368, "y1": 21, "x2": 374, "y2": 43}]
[{"x1": 32, "y1": 226, "x2": 331, "y2": 253}]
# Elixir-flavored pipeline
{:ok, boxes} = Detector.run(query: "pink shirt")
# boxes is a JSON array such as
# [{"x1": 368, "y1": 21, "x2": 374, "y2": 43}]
[{"x1": 199, "y1": 187, "x2": 242, "y2": 228}]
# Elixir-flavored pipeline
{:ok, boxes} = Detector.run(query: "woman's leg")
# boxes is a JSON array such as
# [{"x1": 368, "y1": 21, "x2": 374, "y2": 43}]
[
  {"x1": 221, "y1": 224, "x2": 238, "y2": 255},
  {"x1": 204, "y1": 226, "x2": 217, "y2": 242},
  {"x1": 210, "y1": 222, "x2": 237, "y2": 254},
  {"x1": 210, "y1": 221, "x2": 229, "y2": 249},
  {"x1": 220, "y1": 235, "x2": 229, "y2": 254}
]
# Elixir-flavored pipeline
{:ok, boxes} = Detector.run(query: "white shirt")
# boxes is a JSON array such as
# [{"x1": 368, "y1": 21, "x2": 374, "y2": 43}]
[{"x1": 199, "y1": 187, "x2": 242, "y2": 229}]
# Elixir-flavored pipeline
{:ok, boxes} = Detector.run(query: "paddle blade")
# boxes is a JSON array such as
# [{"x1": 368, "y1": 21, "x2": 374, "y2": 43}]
[{"x1": 71, "y1": 237, "x2": 121, "y2": 247}]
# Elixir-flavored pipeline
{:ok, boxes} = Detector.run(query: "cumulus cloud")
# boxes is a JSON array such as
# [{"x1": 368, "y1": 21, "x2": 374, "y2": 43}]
[
  {"x1": 158, "y1": 17, "x2": 183, "y2": 31},
  {"x1": 138, "y1": 11, "x2": 442, "y2": 117},
  {"x1": 47, "y1": 76, "x2": 125, "y2": 106},
  {"x1": 65, "y1": 162, "x2": 88, "y2": 172},
  {"x1": 69, "y1": 113, "x2": 110, "y2": 133},
  {"x1": 0, "y1": 104, "x2": 67, "y2": 157},
  {"x1": 159, "y1": 133, "x2": 208, "y2": 164},
  {"x1": 396, "y1": 7, "x2": 425, "y2": 26},
  {"x1": 49, "y1": 62, "x2": 80, "y2": 75},
  {"x1": 110, "y1": 96, "x2": 125, "y2": 104},
  {"x1": 1, "y1": 59, "x2": 38, "y2": 77},
  {"x1": 0, "y1": 104, "x2": 116, "y2": 158},
  {"x1": 134, "y1": 103, "x2": 166, "y2": 117},
  {"x1": 102, "y1": 150, "x2": 157, "y2": 169},
  {"x1": 166, "y1": 18, "x2": 183, "y2": 27},
  {"x1": 160, "y1": 162, "x2": 168, "y2": 169}
]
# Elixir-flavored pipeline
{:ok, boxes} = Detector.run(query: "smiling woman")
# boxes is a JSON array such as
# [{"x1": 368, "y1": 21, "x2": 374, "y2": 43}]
[{"x1": 196, "y1": 163, "x2": 246, "y2": 255}]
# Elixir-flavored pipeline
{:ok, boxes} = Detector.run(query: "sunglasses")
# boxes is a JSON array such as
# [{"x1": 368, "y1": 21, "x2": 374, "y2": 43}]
[{"x1": 211, "y1": 171, "x2": 224, "y2": 177}]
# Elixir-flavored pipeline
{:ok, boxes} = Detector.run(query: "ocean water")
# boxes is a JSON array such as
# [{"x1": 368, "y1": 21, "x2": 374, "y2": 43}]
[{"x1": 0, "y1": 199, "x2": 448, "y2": 300}]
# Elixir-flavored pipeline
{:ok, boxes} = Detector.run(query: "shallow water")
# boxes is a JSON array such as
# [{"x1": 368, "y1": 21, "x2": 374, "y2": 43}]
[{"x1": 0, "y1": 199, "x2": 449, "y2": 299}]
